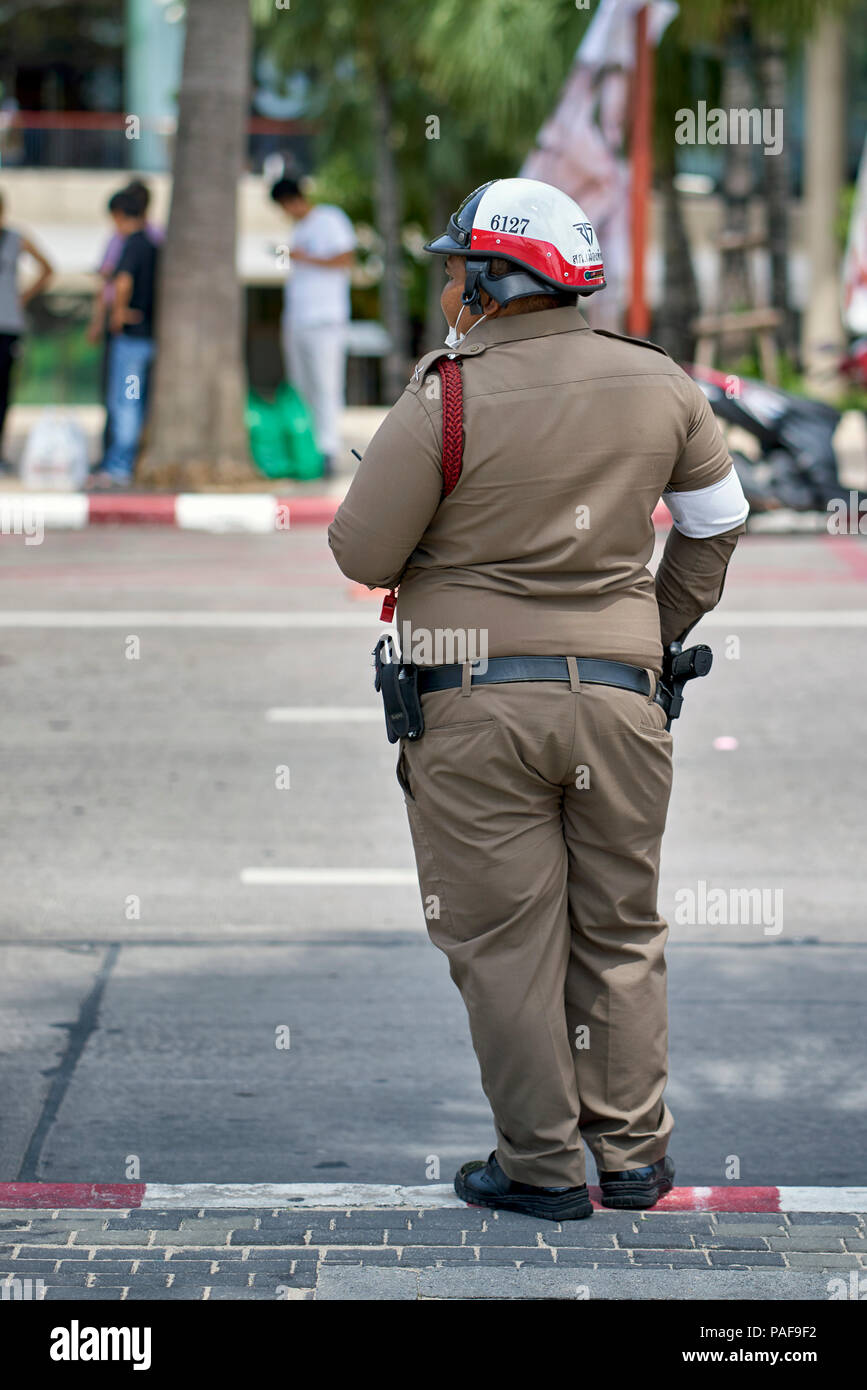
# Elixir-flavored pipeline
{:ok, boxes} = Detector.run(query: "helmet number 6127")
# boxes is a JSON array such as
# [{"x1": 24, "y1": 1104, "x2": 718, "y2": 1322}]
[{"x1": 489, "y1": 215, "x2": 530, "y2": 234}]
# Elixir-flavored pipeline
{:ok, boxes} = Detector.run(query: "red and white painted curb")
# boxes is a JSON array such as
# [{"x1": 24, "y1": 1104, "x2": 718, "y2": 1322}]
[
  {"x1": 0, "y1": 493, "x2": 340, "y2": 532},
  {"x1": 0, "y1": 1183, "x2": 863, "y2": 1211},
  {"x1": 0, "y1": 492, "x2": 674, "y2": 533}
]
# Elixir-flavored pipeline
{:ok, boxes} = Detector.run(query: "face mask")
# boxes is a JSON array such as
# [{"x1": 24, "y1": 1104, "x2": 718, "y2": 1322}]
[{"x1": 444, "y1": 300, "x2": 488, "y2": 349}]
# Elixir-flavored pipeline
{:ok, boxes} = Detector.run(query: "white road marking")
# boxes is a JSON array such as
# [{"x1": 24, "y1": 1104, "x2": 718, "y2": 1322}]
[
  {"x1": 0, "y1": 494, "x2": 88, "y2": 528},
  {"x1": 134, "y1": 1182, "x2": 867, "y2": 1210},
  {"x1": 141, "y1": 1182, "x2": 462, "y2": 1209},
  {"x1": 777, "y1": 1187, "x2": 867, "y2": 1211},
  {"x1": 0, "y1": 609, "x2": 863, "y2": 628},
  {"x1": 175, "y1": 494, "x2": 278, "y2": 533},
  {"x1": 241, "y1": 868, "x2": 418, "y2": 886},
  {"x1": 266, "y1": 707, "x2": 381, "y2": 722},
  {"x1": 0, "y1": 611, "x2": 386, "y2": 628},
  {"x1": 698, "y1": 611, "x2": 867, "y2": 627}
]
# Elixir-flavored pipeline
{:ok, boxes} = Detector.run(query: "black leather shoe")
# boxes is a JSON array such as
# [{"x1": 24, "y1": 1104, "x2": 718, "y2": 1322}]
[
  {"x1": 454, "y1": 1151, "x2": 593, "y2": 1221},
  {"x1": 598, "y1": 1154, "x2": 675, "y2": 1209}
]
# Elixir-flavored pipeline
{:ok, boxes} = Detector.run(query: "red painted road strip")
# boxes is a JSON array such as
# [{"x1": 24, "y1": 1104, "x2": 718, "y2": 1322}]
[
  {"x1": 283, "y1": 496, "x2": 340, "y2": 525},
  {"x1": 610, "y1": 1186, "x2": 782, "y2": 1213},
  {"x1": 0, "y1": 1183, "x2": 146, "y2": 1209},
  {"x1": 88, "y1": 494, "x2": 178, "y2": 525},
  {"x1": 85, "y1": 495, "x2": 338, "y2": 526}
]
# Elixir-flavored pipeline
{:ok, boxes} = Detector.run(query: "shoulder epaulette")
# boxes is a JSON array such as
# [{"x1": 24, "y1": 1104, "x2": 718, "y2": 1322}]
[
  {"x1": 592, "y1": 328, "x2": 671, "y2": 358},
  {"x1": 408, "y1": 339, "x2": 488, "y2": 391}
]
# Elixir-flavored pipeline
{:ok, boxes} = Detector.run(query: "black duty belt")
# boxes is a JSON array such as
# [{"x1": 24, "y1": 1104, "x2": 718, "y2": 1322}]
[
  {"x1": 374, "y1": 638, "x2": 712, "y2": 742},
  {"x1": 417, "y1": 656, "x2": 652, "y2": 697}
]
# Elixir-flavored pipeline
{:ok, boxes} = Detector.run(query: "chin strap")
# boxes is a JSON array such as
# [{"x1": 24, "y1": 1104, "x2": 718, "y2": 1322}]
[{"x1": 461, "y1": 258, "x2": 486, "y2": 313}]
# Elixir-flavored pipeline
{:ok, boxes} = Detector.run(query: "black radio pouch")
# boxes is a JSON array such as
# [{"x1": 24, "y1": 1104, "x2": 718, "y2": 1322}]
[{"x1": 373, "y1": 635, "x2": 425, "y2": 744}]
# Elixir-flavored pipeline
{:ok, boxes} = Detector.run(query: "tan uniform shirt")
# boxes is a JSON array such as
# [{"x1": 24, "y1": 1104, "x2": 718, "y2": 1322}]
[{"x1": 328, "y1": 306, "x2": 744, "y2": 673}]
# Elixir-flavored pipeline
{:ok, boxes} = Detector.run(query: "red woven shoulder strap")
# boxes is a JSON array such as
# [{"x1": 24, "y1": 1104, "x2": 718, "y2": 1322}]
[
  {"x1": 377, "y1": 356, "x2": 463, "y2": 624},
  {"x1": 435, "y1": 357, "x2": 464, "y2": 496}
]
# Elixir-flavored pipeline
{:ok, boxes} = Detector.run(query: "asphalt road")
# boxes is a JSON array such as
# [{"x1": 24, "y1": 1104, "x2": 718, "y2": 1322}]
[{"x1": 0, "y1": 523, "x2": 865, "y2": 1190}]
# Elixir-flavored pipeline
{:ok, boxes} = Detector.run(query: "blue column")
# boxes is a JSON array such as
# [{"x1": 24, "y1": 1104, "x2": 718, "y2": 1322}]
[{"x1": 124, "y1": 0, "x2": 185, "y2": 171}]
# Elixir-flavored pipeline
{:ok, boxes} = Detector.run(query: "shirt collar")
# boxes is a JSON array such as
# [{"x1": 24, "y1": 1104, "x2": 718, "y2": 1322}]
[{"x1": 460, "y1": 304, "x2": 591, "y2": 350}]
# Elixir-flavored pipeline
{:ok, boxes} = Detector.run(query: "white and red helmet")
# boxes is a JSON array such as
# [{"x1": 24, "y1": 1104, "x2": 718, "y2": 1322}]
[{"x1": 424, "y1": 177, "x2": 605, "y2": 311}]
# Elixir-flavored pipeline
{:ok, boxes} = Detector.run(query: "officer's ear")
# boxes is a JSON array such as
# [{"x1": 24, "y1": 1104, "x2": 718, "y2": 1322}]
[{"x1": 479, "y1": 289, "x2": 502, "y2": 317}]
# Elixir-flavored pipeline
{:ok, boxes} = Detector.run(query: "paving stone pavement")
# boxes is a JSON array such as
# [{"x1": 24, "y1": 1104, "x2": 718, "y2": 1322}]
[{"x1": 1, "y1": 1207, "x2": 865, "y2": 1301}]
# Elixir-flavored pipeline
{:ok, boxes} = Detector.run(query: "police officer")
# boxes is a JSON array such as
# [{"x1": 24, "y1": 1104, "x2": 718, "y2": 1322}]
[{"x1": 328, "y1": 178, "x2": 748, "y2": 1221}]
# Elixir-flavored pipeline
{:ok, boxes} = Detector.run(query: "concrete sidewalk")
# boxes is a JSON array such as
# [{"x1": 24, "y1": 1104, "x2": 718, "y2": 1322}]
[
  {"x1": 2, "y1": 404, "x2": 388, "y2": 483},
  {"x1": 2, "y1": 1205, "x2": 864, "y2": 1301}
]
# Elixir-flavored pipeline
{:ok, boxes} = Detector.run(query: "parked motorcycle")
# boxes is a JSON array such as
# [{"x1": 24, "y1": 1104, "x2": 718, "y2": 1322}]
[{"x1": 685, "y1": 362, "x2": 848, "y2": 515}]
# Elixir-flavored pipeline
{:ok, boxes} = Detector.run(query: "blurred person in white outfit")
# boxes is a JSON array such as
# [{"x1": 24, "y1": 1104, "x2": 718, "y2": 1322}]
[{"x1": 271, "y1": 178, "x2": 356, "y2": 478}]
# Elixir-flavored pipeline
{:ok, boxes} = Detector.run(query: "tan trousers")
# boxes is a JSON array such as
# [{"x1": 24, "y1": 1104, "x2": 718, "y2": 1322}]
[{"x1": 397, "y1": 677, "x2": 675, "y2": 1188}]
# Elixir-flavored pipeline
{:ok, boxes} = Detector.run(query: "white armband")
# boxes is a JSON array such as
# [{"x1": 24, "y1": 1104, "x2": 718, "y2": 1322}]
[{"x1": 663, "y1": 468, "x2": 749, "y2": 538}]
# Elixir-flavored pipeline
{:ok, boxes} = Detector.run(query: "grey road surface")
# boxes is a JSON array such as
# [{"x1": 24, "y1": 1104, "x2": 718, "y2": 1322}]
[{"x1": 0, "y1": 524, "x2": 864, "y2": 1189}]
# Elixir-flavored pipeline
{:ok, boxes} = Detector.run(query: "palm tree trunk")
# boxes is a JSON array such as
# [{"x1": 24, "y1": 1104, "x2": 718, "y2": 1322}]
[
  {"x1": 422, "y1": 186, "x2": 450, "y2": 354},
  {"x1": 719, "y1": 11, "x2": 755, "y2": 361},
  {"x1": 756, "y1": 34, "x2": 793, "y2": 355},
  {"x1": 138, "y1": 0, "x2": 254, "y2": 488},
  {"x1": 372, "y1": 64, "x2": 410, "y2": 401},
  {"x1": 801, "y1": 12, "x2": 846, "y2": 399},
  {"x1": 654, "y1": 171, "x2": 700, "y2": 362}
]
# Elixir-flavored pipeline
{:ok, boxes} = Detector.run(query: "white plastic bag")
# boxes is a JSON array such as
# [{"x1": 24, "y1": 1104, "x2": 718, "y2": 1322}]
[{"x1": 19, "y1": 410, "x2": 91, "y2": 491}]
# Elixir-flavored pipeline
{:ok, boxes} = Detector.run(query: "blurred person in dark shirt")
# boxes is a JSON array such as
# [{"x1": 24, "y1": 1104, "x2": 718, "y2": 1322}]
[
  {"x1": 88, "y1": 181, "x2": 163, "y2": 460},
  {"x1": 90, "y1": 187, "x2": 160, "y2": 486}
]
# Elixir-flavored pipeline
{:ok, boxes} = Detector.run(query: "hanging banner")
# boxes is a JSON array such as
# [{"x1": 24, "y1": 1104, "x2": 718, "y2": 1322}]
[
  {"x1": 520, "y1": 0, "x2": 676, "y2": 329},
  {"x1": 842, "y1": 132, "x2": 867, "y2": 336}
]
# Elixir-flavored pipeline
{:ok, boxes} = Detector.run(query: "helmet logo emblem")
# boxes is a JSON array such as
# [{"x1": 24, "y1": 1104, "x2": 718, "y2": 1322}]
[{"x1": 574, "y1": 222, "x2": 595, "y2": 245}]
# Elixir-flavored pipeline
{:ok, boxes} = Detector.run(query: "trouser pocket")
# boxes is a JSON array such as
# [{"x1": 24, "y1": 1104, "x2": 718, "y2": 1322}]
[{"x1": 395, "y1": 742, "x2": 415, "y2": 801}]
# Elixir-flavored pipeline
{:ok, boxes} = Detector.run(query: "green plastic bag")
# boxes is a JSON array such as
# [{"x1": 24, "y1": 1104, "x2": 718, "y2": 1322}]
[
  {"x1": 245, "y1": 385, "x2": 323, "y2": 480},
  {"x1": 275, "y1": 382, "x2": 323, "y2": 481},
  {"x1": 246, "y1": 390, "x2": 293, "y2": 478}
]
